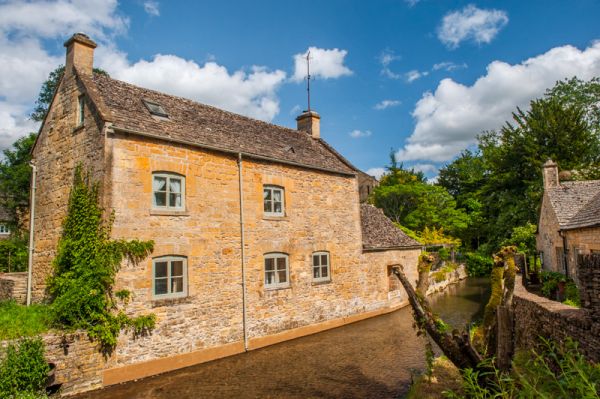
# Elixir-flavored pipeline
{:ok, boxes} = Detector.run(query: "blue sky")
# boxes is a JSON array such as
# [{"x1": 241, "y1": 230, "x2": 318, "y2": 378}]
[{"x1": 2, "y1": 0, "x2": 600, "y2": 179}]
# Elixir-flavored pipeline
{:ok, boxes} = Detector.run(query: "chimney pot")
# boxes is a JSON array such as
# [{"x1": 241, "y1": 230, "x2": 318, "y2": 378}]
[
  {"x1": 296, "y1": 110, "x2": 320, "y2": 139},
  {"x1": 64, "y1": 33, "x2": 97, "y2": 77}
]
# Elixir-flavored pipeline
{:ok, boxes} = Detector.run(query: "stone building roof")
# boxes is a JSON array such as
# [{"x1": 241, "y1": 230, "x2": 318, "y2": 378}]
[
  {"x1": 89, "y1": 72, "x2": 356, "y2": 176},
  {"x1": 546, "y1": 180, "x2": 600, "y2": 230},
  {"x1": 360, "y1": 204, "x2": 421, "y2": 250}
]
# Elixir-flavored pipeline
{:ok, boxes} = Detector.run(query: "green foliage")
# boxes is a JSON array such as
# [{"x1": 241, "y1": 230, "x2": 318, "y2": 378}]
[
  {"x1": 438, "y1": 247, "x2": 451, "y2": 261},
  {"x1": 47, "y1": 166, "x2": 154, "y2": 352},
  {"x1": 0, "y1": 337, "x2": 50, "y2": 399},
  {"x1": 0, "y1": 301, "x2": 51, "y2": 340},
  {"x1": 465, "y1": 252, "x2": 494, "y2": 277},
  {"x1": 419, "y1": 226, "x2": 461, "y2": 246},
  {"x1": 372, "y1": 154, "x2": 470, "y2": 237},
  {"x1": 0, "y1": 233, "x2": 28, "y2": 273},
  {"x1": 502, "y1": 223, "x2": 537, "y2": 256},
  {"x1": 447, "y1": 338, "x2": 600, "y2": 398},
  {"x1": 30, "y1": 65, "x2": 109, "y2": 122},
  {"x1": 565, "y1": 281, "x2": 581, "y2": 307},
  {"x1": 539, "y1": 272, "x2": 580, "y2": 306}
]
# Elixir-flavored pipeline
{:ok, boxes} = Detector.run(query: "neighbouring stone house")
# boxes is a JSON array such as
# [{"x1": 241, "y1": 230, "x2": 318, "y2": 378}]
[
  {"x1": 536, "y1": 160, "x2": 600, "y2": 280},
  {"x1": 29, "y1": 33, "x2": 422, "y2": 394}
]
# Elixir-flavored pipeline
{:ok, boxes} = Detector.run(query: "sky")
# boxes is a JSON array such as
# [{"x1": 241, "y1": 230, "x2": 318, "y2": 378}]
[{"x1": 2, "y1": 0, "x2": 600, "y2": 180}]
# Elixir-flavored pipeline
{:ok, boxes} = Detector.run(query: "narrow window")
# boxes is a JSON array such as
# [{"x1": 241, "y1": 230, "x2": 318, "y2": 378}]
[
  {"x1": 264, "y1": 253, "x2": 289, "y2": 289},
  {"x1": 152, "y1": 172, "x2": 185, "y2": 210},
  {"x1": 77, "y1": 95, "x2": 85, "y2": 126},
  {"x1": 152, "y1": 256, "x2": 187, "y2": 299},
  {"x1": 312, "y1": 251, "x2": 331, "y2": 282},
  {"x1": 143, "y1": 99, "x2": 169, "y2": 118},
  {"x1": 0, "y1": 224, "x2": 9, "y2": 235},
  {"x1": 263, "y1": 185, "x2": 284, "y2": 216}
]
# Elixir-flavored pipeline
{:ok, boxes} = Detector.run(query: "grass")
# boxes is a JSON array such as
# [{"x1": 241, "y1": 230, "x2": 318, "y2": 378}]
[
  {"x1": 0, "y1": 301, "x2": 52, "y2": 340},
  {"x1": 407, "y1": 356, "x2": 463, "y2": 399}
]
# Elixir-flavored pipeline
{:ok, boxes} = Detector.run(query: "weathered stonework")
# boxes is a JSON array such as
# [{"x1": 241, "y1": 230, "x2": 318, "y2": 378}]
[{"x1": 0, "y1": 272, "x2": 27, "y2": 304}]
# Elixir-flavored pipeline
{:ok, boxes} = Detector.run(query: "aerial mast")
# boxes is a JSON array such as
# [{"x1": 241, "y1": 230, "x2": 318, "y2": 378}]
[{"x1": 306, "y1": 50, "x2": 312, "y2": 111}]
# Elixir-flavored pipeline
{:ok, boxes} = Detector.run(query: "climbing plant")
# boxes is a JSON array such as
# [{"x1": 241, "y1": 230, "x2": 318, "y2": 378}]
[{"x1": 47, "y1": 166, "x2": 155, "y2": 353}]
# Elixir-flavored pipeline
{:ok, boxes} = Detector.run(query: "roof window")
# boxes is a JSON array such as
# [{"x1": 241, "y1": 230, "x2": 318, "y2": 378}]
[{"x1": 143, "y1": 100, "x2": 169, "y2": 118}]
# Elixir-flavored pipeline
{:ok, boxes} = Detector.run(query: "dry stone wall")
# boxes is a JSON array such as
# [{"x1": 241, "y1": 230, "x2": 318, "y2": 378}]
[{"x1": 0, "y1": 272, "x2": 27, "y2": 304}]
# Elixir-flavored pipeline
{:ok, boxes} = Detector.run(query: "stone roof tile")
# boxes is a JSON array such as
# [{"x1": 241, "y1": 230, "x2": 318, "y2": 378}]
[
  {"x1": 360, "y1": 204, "x2": 421, "y2": 250},
  {"x1": 546, "y1": 180, "x2": 600, "y2": 228}
]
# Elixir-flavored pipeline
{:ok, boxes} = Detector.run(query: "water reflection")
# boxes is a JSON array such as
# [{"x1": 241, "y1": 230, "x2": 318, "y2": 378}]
[{"x1": 77, "y1": 278, "x2": 490, "y2": 399}]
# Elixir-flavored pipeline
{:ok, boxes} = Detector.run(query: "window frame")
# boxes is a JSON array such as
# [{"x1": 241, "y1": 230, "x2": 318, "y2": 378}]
[
  {"x1": 312, "y1": 251, "x2": 331, "y2": 283},
  {"x1": 263, "y1": 185, "x2": 285, "y2": 217},
  {"x1": 264, "y1": 252, "x2": 290, "y2": 289},
  {"x1": 0, "y1": 224, "x2": 10, "y2": 235},
  {"x1": 77, "y1": 94, "x2": 85, "y2": 126},
  {"x1": 152, "y1": 256, "x2": 188, "y2": 300},
  {"x1": 152, "y1": 172, "x2": 186, "y2": 211}
]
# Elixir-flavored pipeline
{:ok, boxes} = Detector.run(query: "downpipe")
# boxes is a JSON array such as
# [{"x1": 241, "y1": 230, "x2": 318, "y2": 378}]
[
  {"x1": 238, "y1": 153, "x2": 248, "y2": 351},
  {"x1": 26, "y1": 161, "x2": 37, "y2": 306}
]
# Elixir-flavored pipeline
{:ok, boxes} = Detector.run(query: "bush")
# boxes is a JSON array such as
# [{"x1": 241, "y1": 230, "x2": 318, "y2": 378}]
[
  {"x1": 0, "y1": 337, "x2": 49, "y2": 399},
  {"x1": 0, "y1": 301, "x2": 51, "y2": 340},
  {"x1": 540, "y1": 271, "x2": 580, "y2": 306},
  {"x1": 0, "y1": 234, "x2": 28, "y2": 273},
  {"x1": 438, "y1": 247, "x2": 451, "y2": 261},
  {"x1": 465, "y1": 252, "x2": 493, "y2": 277}
]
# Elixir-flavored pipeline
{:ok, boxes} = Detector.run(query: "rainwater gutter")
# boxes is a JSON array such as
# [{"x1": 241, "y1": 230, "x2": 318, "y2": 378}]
[
  {"x1": 559, "y1": 230, "x2": 569, "y2": 278},
  {"x1": 26, "y1": 161, "x2": 37, "y2": 306},
  {"x1": 238, "y1": 153, "x2": 248, "y2": 351}
]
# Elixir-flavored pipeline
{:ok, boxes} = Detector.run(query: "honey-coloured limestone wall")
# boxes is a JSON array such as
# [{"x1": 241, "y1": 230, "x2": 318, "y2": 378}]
[{"x1": 536, "y1": 192, "x2": 563, "y2": 275}]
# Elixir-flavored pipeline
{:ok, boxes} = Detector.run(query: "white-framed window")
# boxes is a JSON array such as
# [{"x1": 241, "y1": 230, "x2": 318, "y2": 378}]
[
  {"x1": 152, "y1": 172, "x2": 185, "y2": 210},
  {"x1": 0, "y1": 224, "x2": 9, "y2": 235},
  {"x1": 77, "y1": 95, "x2": 85, "y2": 126},
  {"x1": 263, "y1": 185, "x2": 284, "y2": 216},
  {"x1": 264, "y1": 253, "x2": 289, "y2": 289},
  {"x1": 152, "y1": 256, "x2": 187, "y2": 299},
  {"x1": 312, "y1": 251, "x2": 331, "y2": 282}
]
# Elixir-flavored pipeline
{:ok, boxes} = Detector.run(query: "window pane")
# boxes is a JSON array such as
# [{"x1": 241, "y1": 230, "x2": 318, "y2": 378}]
[
  {"x1": 169, "y1": 178, "x2": 181, "y2": 194},
  {"x1": 273, "y1": 190, "x2": 281, "y2": 202},
  {"x1": 265, "y1": 271, "x2": 275, "y2": 285},
  {"x1": 313, "y1": 266, "x2": 320, "y2": 279},
  {"x1": 321, "y1": 266, "x2": 328, "y2": 278},
  {"x1": 274, "y1": 202, "x2": 282, "y2": 214},
  {"x1": 265, "y1": 258, "x2": 274, "y2": 271},
  {"x1": 263, "y1": 189, "x2": 271, "y2": 201},
  {"x1": 313, "y1": 255, "x2": 320, "y2": 266},
  {"x1": 155, "y1": 278, "x2": 168, "y2": 295},
  {"x1": 264, "y1": 200, "x2": 272, "y2": 213},
  {"x1": 277, "y1": 269, "x2": 287, "y2": 283},
  {"x1": 321, "y1": 255, "x2": 328, "y2": 266},
  {"x1": 171, "y1": 277, "x2": 184, "y2": 293},
  {"x1": 170, "y1": 193, "x2": 182, "y2": 207},
  {"x1": 171, "y1": 261, "x2": 183, "y2": 277},
  {"x1": 276, "y1": 257, "x2": 287, "y2": 270},
  {"x1": 155, "y1": 261, "x2": 168, "y2": 278},
  {"x1": 153, "y1": 176, "x2": 166, "y2": 192},
  {"x1": 154, "y1": 192, "x2": 167, "y2": 207}
]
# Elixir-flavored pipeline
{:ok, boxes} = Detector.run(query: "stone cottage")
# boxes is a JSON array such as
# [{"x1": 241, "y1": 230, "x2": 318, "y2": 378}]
[
  {"x1": 30, "y1": 33, "x2": 422, "y2": 393},
  {"x1": 537, "y1": 160, "x2": 600, "y2": 280}
]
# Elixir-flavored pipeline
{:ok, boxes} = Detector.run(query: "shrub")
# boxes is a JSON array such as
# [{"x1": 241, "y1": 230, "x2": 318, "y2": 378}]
[
  {"x1": 0, "y1": 337, "x2": 49, "y2": 399},
  {"x1": 0, "y1": 301, "x2": 51, "y2": 340},
  {"x1": 565, "y1": 281, "x2": 581, "y2": 307},
  {"x1": 438, "y1": 247, "x2": 451, "y2": 261},
  {"x1": 465, "y1": 252, "x2": 493, "y2": 277},
  {"x1": 0, "y1": 234, "x2": 28, "y2": 273}
]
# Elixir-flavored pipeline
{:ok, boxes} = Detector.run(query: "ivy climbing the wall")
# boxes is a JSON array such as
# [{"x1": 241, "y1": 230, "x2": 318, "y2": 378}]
[{"x1": 47, "y1": 166, "x2": 155, "y2": 353}]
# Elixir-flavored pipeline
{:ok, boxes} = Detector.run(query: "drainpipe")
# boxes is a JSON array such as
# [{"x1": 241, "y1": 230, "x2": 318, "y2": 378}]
[
  {"x1": 237, "y1": 153, "x2": 248, "y2": 351},
  {"x1": 26, "y1": 161, "x2": 37, "y2": 306}
]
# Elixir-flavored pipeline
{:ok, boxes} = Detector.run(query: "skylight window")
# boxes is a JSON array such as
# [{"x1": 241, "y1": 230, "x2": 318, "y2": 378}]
[{"x1": 143, "y1": 100, "x2": 168, "y2": 118}]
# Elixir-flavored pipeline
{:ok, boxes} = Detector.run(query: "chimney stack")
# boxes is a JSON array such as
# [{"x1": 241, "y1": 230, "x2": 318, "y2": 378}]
[
  {"x1": 64, "y1": 33, "x2": 97, "y2": 77},
  {"x1": 296, "y1": 110, "x2": 320, "y2": 139},
  {"x1": 542, "y1": 159, "x2": 559, "y2": 189}
]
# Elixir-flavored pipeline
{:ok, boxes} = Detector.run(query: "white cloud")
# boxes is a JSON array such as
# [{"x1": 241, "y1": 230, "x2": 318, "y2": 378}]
[
  {"x1": 411, "y1": 163, "x2": 438, "y2": 174},
  {"x1": 432, "y1": 61, "x2": 467, "y2": 72},
  {"x1": 397, "y1": 42, "x2": 600, "y2": 163},
  {"x1": 379, "y1": 49, "x2": 401, "y2": 79},
  {"x1": 366, "y1": 167, "x2": 386, "y2": 179},
  {"x1": 438, "y1": 5, "x2": 508, "y2": 49},
  {"x1": 292, "y1": 47, "x2": 352, "y2": 82},
  {"x1": 349, "y1": 129, "x2": 372, "y2": 138},
  {"x1": 406, "y1": 69, "x2": 429, "y2": 82},
  {"x1": 289, "y1": 104, "x2": 302, "y2": 116},
  {"x1": 374, "y1": 100, "x2": 401, "y2": 110},
  {"x1": 405, "y1": 0, "x2": 421, "y2": 7},
  {"x1": 143, "y1": 1, "x2": 160, "y2": 17}
]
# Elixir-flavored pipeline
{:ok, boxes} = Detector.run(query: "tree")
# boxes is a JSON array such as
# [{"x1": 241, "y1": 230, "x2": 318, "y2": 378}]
[{"x1": 30, "y1": 65, "x2": 108, "y2": 122}]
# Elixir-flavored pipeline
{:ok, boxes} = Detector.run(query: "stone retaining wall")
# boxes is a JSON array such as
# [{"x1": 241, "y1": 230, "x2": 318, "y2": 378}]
[
  {"x1": 0, "y1": 272, "x2": 27, "y2": 304},
  {"x1": 427, "y1": 264, "x2": 468, "y2": 295},
  {"x1": 513, "y1": 276, "x2": 600, "y2": 362}
]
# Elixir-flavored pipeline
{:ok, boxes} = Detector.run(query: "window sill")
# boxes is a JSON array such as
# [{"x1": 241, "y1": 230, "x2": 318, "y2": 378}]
[
  {"x1": 263, "y1": 215, "x2": 288, "y2": 221},
  {"x1": 150, "y1": 209, "x2": 190, "y2": 216},
  {"x1": 72, "y1": 124, "x2": 84, "y2": 133},
  {"x1": 264, "y1": 285, "x2": 291, "y2": 292},
  {"x1": 311, "y1": 280, "x2": 332, "y2": 286},
  {"x1": 151, "y1": 295, "x2": 190, "y2": 307}
]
